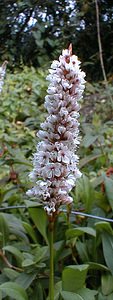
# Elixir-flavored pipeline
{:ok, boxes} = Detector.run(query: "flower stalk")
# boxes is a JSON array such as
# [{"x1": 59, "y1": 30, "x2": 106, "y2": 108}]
[
  {"x1": 49, "y1": 216, "x2": 54, "y2": 300},
  {"x1": 27, "y1": 44, "x2": 86, "y2": 299}
]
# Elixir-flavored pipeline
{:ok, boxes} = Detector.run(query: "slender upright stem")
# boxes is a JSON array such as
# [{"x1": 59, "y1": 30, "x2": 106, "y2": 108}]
[
  {"x1": 95, "y1": 0, "x2": 113, "y2": 107},
  {"x1": 49, "y1": 219, "x2": 54, "y2": 300},
  {"x1": 95, "y1": 0, "x2": 107, "y2": 83}
]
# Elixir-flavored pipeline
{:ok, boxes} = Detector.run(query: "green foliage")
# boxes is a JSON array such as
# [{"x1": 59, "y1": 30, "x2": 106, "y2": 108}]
[
  {"x1": 62, "y1": 265, "x2": 89, "y2": 292},
  {"x1": 29, "y1": 207, "x2": 48, "y2": 244},
  {"x1": 1, "y1": 67, "x2": 113, "y2": 299},
  {"x1": 0, "y1": 282, "x2": 28, "y2": 300},
  {"x1": 0, "y1": 66, "x2": 47, "y2": 213}
]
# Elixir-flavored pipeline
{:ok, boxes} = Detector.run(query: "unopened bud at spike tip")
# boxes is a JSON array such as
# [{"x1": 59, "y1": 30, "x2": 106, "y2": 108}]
[{"x1": 68, "y1": 43, "x2": 72, "y2": 55}]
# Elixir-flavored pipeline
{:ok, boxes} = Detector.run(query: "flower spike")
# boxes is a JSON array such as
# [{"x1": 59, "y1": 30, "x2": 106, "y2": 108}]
[{"x1": 27, "y1": 46, "x2": 86, "y2": 215}]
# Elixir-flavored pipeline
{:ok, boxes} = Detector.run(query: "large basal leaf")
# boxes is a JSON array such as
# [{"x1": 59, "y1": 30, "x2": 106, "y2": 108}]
[
  {"x1": 95, "y1": 222, "x2": 113, "y2": 234},
  {"x1": 91, "y1": 176, "x2": 103, "y2": 189},
  {"x1": 3, "y1": 268, "x2": 19, "y2": 280},
  {"x1": 102, "y1": 232, "x2": 113, "y2": 274},
  {"x1": 75, "y1": 175, "x2": 95, "y2": 211},
  {"x1": 0, "y1": 213, "x2": 9, "y2": 246},
  {"x1": 29, "y1": 207, "x2": 48, "y2": 244},
  {"x1": 79, "y1": 154, "x2": 103, "y2": 169},
  {"x1": 54, "y1": 281, "x2": 62, "y2": 300},
  {"x1": 3, "y1": 245, "x2": 23, "y2": 264},
  {"x1": 66, "y1": 227, "x2": 96, "y2": 239},
  {"x1": 22, "y1": 221, "x2": 37, "y2": 243},
  {"x1": 82, "y1": 134, "x2": 98, "y2": 148},
  {"x1": 76, "y1": 240, "x2": 89, "y2": 262},
  {"x1": 102, "y1": 274, "x2": 113, "y2": 296},
  {"x1": 4, "y1": 213, "x2": 28, "y2": 242},
  {"x1": 88, "y1": 262, "x2": 108, "y2": 272},
  {"x1": 61, "y1": 289, "x2": 97, "y2": 300},
  {"x1": 22, "y1": 258, "x2": 35, "y2": 267},
  {"x1": 33, "y1": 245, "x2": 48, "y2": 263},
  {"x1": 104, "y1": 177, "x2": 113, "y2": 209},
  {"x1": 62, "y1": 265, "x2": 89, "y2": 292},
  {"x1": 97, "y1": 292, "x2": 107, "y2": 300},
  {"x1": 0, "y1": 282, "x2": 28, "y2": 300},
  {"x1": 7, "y1": 148, "x2": 32, "y2": 167},
  {"x1": 15, "y1": 272, "x2": 36, "y2": 289},
  {"x1": 77, "y1": 288, "x2": 97, "y2": 300},
  {"x1": 31, "y1": 282, "x2": 44, "y2": 300},
  {"x1": 60, "y1": 291, "x2": 82, "y2": 300},
  {"x1": 24, "y1": 200, "x2": 40, "y2": 208}
]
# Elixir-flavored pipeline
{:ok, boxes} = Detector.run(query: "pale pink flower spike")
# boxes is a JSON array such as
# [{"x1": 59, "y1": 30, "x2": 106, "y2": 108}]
[{"x1": 27, "y1": 45, "x2": 86, "y2": 215}]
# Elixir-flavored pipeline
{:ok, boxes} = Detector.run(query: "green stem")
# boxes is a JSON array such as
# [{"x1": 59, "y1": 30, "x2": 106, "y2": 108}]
[{"x1": 49, "y1": 220, "x2": 54, "y2": 300}]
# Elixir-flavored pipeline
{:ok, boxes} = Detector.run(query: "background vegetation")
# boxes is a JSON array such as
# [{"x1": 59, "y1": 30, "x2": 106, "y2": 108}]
[
  {"x1": 0, "y1": 0, "x2": 113, "y2": 80},
  {"x1": 0, "y1": 0, "x2": 113, "y2": 299}
]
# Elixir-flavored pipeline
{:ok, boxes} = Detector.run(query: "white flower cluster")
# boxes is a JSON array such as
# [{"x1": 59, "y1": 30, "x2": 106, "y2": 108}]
[
  {"x1": 27, "y1": 45, "x2": 86, "y2": 214},
  {"x1": 0, "y1": 61, "x2": 7, "y2": 93}
]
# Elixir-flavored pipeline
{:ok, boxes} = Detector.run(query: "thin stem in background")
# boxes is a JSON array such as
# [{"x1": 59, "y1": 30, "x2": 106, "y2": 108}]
[
  {"x1": 95, "y1": 0, "x2": 107, "y2": 83},
  {"x1": 95, "y1": 0, "x2": 113, "y2": 107},
  {"x1": 0, "y1": 205, "x2": 113, "y2": 223}
]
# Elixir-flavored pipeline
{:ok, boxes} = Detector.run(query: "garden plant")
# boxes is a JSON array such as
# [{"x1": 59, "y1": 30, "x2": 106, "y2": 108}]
[{"x1": 0, "y1": 17, "x2": 113, "y2": 300}]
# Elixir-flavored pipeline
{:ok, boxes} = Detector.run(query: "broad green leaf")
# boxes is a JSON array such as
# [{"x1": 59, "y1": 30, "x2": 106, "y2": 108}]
[
  {"x1": 29, "y1": 207, "x2": 48, "y2": 244},
  {"x1": 15, "y1": 272, "x2": 36, "y2": 289},
  {"x1": 88, "y1": 262, "x2": 109, "y2": 271},
  {"x1": 80, "y1": 154, "x2": 102, "y2": 169},
  {"x1": 36, "y1": 282, "x2": 43, "y2": 300},
  {"x1": 95, "y1": 222, "x2": 113, "y2": 234},
  {"x1": 104, "y1": 177, "x2": 113, "y2": 209},
  {"x1": 22, "y1": 259, "x2": 35, "y2": 267},
  {"x1": 22, "y1": 222, "x2": 37, "y2": 243},
  {"x1": 4, "y1": 213, "x2": 28, "y2": 242},
  {"x1": 0, "y1": 282, "x2": 28, "y2": 300},
  {"x1": 24, "y1": 200, "x2": 40, "y2": 208},
  {"x1": 91, "y1": 175, "x2": 103, "y2": 188},
  {"x1": 75, "y1": 175, "x2": 95, "y2": 211},
  {"x1": 3, "y1": 268, "x2": 19, "y2": 280},
  {"x1": 3, "y1": 245, "x2": 23, "y2": 264},
  {"x1": 76, "y1": 241, "x2": 89, "y2": 262},
  {"x1": 62, "y1": 265, "x2": 89, "y2": 292},
  {"x1": 102, "y1": 232, "x2": 113, "y2": 274},
  {"x1": 34, "y1": 246, "x2": 48, "y2": 263},
  {"x1": 0, "y1": 213, "x2": 9, "y2": 246},
  {"x1": 7, "y1": 148, "x2": 32, "y2": 167},
  {"x1": 61, "y1": 291, "x2": 82, "y2": 300},
  {"x1": 82, "y1": 134, "x2": 98, "y2": 148},
  {"x1": 66, "y1": 227, "x2": 96, "y2": 239},
  {"x1": 2, "y1": 187, "x2": 18, "y2": 202},
  {"x1": 54, "y1": 281, "x2": 62, "y2": 300},
  {"x1": 97, "y1": 292, "x2": 106, "y2": 300},
  {"x1": 77, "y1": 288, "x2": 97, "y2": 300},
  {"x1": 32, "y1": 282, "x2": 44, "y2": 300},
  {"x1": 102, "y1": 274, "x2": 113, "y2": 295}
]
